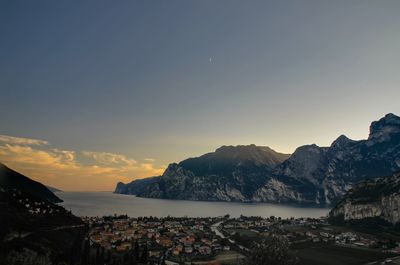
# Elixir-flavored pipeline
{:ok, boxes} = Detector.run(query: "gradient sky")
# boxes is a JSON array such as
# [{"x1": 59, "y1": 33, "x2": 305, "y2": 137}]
[{"x1": 1, "y1": 1, "x2": 400, "y2": 191}]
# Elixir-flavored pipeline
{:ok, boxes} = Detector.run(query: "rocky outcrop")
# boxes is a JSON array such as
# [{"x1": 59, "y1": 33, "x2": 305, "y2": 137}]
[
  {"x1": 115, "y1": 176, "x2": 160, "y2": 195},
  {"x1": 252, "y1": 178, "x2": 302, "y2": 203},
  {"x1": 329, "y1": 172, "x2": 400, "y2": 224},
  {"x1": 115, "y1": 113, "x2": 400, "y2": 206}
]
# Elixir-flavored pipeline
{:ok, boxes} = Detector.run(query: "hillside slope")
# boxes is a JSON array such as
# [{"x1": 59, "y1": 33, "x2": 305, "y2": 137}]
[
  {"x1": 0, "y1": 163, "x2": 62, "y2": 203},
  {"x1": 0, "y1": 167, "x2": 86, "y2": 265}
]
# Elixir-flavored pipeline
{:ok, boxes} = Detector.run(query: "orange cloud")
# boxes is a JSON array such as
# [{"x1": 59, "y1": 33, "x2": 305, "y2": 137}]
[
  {"x1": 0, "y1": 134, "x2": 165, "y2": 191},
  {"x1": 0, "y1": 134, "x2": 49, "y2": 145}
]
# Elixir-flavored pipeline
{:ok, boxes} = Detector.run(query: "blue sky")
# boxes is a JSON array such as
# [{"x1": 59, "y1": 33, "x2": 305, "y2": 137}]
[{"x1": 0, "y1": 1, "x2": 399, "y2": 190}]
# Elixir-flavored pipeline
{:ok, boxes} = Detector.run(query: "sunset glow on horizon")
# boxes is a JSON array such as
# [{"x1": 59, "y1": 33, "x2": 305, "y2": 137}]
[{"x1": 0, "y1": 134, "x2": 165, "y2": 191}]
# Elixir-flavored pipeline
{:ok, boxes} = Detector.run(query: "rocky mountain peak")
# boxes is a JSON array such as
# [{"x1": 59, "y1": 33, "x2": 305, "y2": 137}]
[
  {"x1": 215, "y1": 144, "x2": 271, "y2": 155},
  {"x1": 214, "y1": 144, "x2": 288, "y2": 160},
  {"x1": 369, "y1": 113, "x2": 400, "y2": 141},
  {"x1": 180, "y1": 144, "x2": 290, "y2": 171},
  {"x1": 330, "y1": 135, "x2": 355, "y2": 150},
  {"x1": 215, "y1": 144, "x2": 256, "y2": 155},
  {"x1": 163, "y1": 163, "x2": 180, "y2": 175},
  {"x1": 291, "y1": 144, "x2": 323, "y2": 156}
]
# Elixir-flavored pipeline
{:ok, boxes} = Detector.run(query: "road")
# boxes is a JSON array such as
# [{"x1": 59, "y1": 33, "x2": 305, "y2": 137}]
[
  {"x1": 211, "y1": 221, "x2": 250, "y2": 252},
  {"x1": 3, "y1": 224, "x2": 85, "y2": 242},
  {"x1": 211, "y1": 221, "x2": 225, "y2": 238}
]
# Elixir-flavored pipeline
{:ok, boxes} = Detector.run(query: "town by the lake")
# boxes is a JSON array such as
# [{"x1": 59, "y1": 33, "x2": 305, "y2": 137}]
[{"x1": 82, "y1": 214, "x2": 400, "y2": 265}]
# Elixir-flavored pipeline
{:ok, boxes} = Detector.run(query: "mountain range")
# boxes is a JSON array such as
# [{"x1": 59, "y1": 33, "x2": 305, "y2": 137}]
[
  {"x1": 115, "y1": 113, "x2": 400, "y2": 206},
  {"x1": 116, "y1": 145, "x2": 290, "y2": 201}
]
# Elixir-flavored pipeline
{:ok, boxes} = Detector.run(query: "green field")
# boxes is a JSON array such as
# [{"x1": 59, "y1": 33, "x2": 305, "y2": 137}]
[
  {"x1": 225, "y1": 228, "x2": 259, "y2": 238},
  {"x1": 292, "y1": 242, "x2": 394, "y2": 265},
  {"x1": 216, "y1": 251, "x2": 245, "y2": 265},
  {"x1": 191, "y1": 251, "x2": 245, "y2": 265}
]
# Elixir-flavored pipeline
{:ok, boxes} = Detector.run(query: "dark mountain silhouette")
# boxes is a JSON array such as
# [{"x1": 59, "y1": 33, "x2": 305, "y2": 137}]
[{"x1": 0, "y1": 163, "x2": 62, "y2": 203}]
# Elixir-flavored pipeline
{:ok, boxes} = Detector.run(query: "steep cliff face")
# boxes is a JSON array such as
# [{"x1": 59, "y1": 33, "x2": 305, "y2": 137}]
[
  {"x1": 329, "y1": 172, "x2": 400, "y2": 224},
  {"x1": 115, "y1": 113, "x2": 400, "y2": 206}
]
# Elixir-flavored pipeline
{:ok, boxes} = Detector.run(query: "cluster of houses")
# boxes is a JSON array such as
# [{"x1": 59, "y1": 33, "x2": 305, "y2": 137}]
[
  {"x1": 6, "y1": 189, "x2": 65, "y2": 216},
  {"x1": 223, "y1": 216, "x2": 325, "y2": 231},
  {"x1": 334, "y1": 232, "x2": 375, "y2": 246},
  {"x1": 298, "y1": 230, "x2": 377, "y2": 246},
  {"x1": 82, "y1": 214, "x2": 400, "y2": 264},
  {"x1": 222, "y1": 217, "x2": 273, "y2": 231},
  {"x1": 84, "y1": 216, "x2": 229, "y2": 262},
  {"x1": 333, "y1": 232, "x2": 400, "y2": 253}
]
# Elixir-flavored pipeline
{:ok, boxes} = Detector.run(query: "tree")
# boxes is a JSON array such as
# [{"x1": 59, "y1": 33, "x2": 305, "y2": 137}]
[
  {"x1": 99, "y1": 246, "x2": 105, "y2": 265},
  {"x1": 140, "y1": 244, "x2": 148, "y2": 264},
  {"x1": 95, "y1": 246, "x2": 100, "y2": 265},
  {"x1": 242, "y1": 235, "x2": 298, "y2": 265},
  {"x1": 134, "y1": 241, "x2": 140, "y2": 262},
  {"x1": 81, "y1": 239, "x2": 90, "y2": 265}
]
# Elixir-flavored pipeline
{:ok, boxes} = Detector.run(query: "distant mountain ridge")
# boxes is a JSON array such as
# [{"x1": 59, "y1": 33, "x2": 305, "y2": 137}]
[
  {"x1": 46, "y1": 185, "x2": 63, "y2": 193},
  {"x1": 0, "y1": 163, "x2": 62, "y2": 203},
  {"x1": 115, "y1": 113, "x2": 400, "y2": 206}
]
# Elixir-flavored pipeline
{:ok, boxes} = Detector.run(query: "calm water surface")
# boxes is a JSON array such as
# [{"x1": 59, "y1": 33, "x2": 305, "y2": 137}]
[{"x1": 58, "y1": 192, "x2": 329, "y2": 218}]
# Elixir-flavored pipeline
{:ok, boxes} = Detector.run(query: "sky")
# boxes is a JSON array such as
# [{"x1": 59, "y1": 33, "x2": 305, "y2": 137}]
[{"x1": 1, "y1": 1, "x2": 400, "y2": 191}]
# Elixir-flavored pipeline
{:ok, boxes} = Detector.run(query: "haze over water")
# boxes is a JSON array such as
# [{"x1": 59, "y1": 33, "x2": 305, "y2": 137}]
[{"x1": 58, "y1": 192, "x2": 329, "y2": 218}]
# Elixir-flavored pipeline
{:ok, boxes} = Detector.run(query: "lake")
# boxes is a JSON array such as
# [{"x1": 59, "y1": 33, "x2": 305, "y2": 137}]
[{"x1": 58, "y1": 191, "x2": 329, "y2": 218}]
